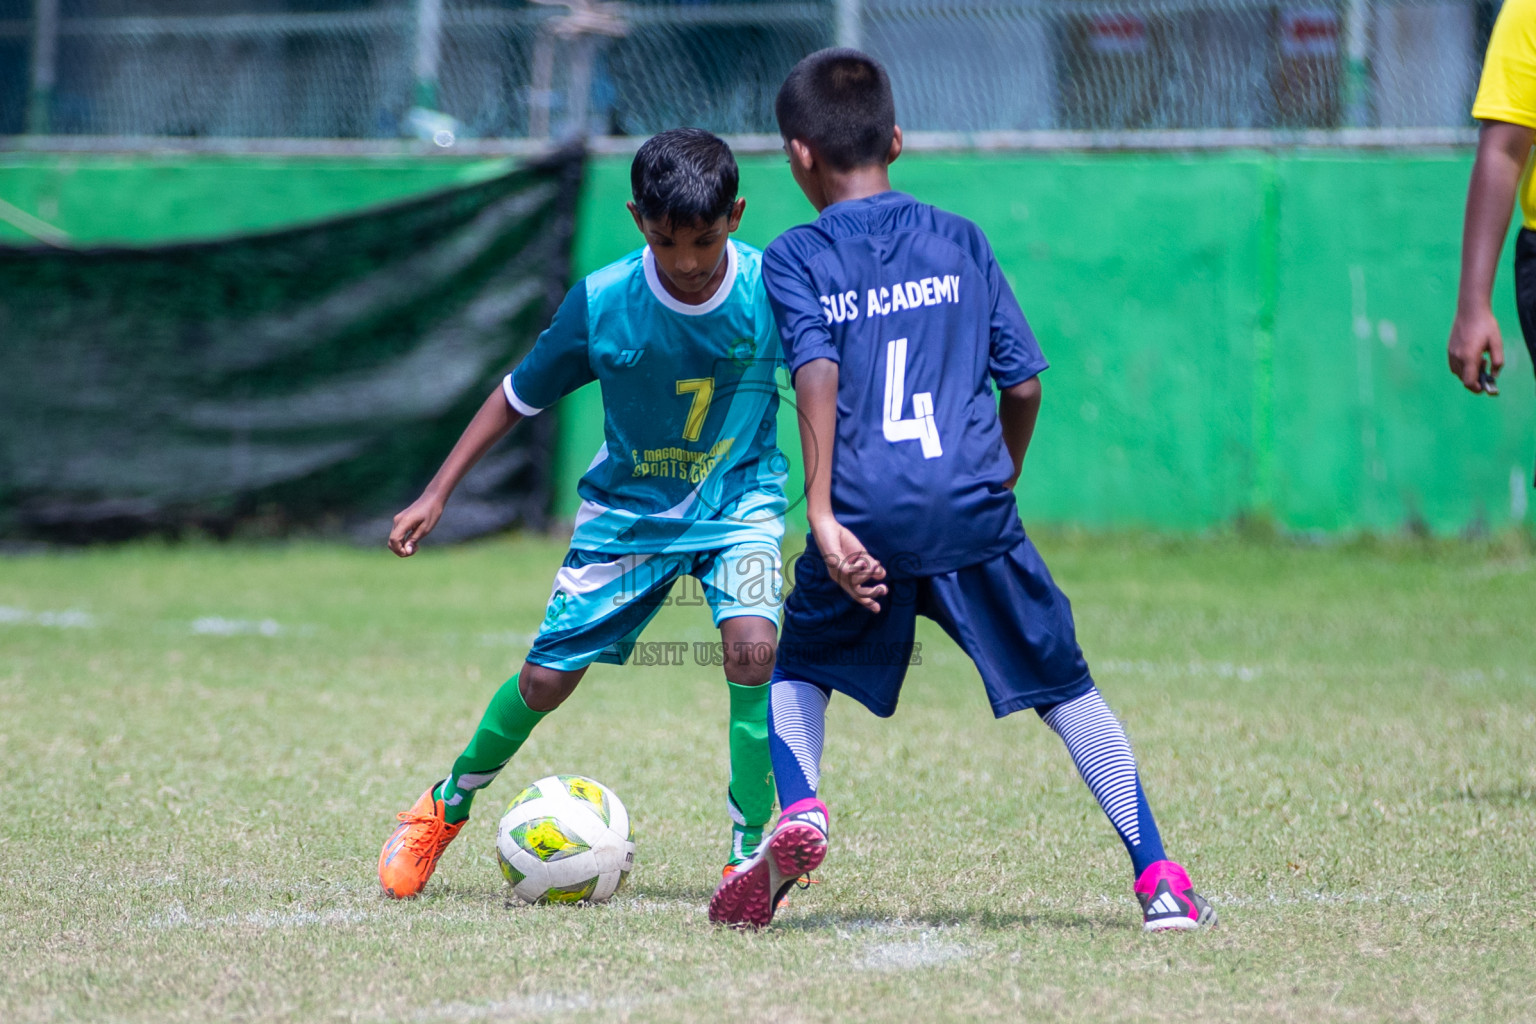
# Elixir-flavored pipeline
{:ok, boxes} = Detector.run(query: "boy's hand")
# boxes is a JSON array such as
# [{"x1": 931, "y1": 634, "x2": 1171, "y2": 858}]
[
  {"x1": 389, "y1": 496, "x2": 444, "y2": 557},
  {"x1": 813, "y1": 518, "x2": 888, "y2": 613},
  {"x1": 386, "y1": 385, "x2": 523, "y2": 558}
]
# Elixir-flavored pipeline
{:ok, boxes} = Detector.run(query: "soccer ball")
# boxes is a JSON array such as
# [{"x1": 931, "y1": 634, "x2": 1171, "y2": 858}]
[{"x1": 496, "y1": 775, "x2": 635, "y2": 905}]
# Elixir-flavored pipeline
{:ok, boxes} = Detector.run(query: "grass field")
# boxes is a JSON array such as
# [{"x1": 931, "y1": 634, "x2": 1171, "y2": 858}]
[{"x1": 3, "y1": 531, "x2": 1535, "y2": 1023}]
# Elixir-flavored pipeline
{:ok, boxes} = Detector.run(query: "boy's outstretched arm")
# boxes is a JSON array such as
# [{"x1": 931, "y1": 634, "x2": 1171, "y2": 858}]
[
  {"x1": 999, "y1": 376, "x2": 1041, "y2": 490},
  {"x1": 795, "y1": 358, "x2": 888, "y2": 612},
  {"x1": 388, "y1": 388, "x2": 523, "y2": 557}
]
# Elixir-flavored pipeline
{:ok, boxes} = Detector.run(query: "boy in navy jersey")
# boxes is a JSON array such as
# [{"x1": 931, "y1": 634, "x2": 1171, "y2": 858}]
[{"x1": 707, "y1": 50, "x2": 1216, "y2": 932}]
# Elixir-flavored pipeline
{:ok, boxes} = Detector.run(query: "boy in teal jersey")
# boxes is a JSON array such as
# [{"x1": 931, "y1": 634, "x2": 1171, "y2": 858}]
[{"x1": 378, "y1": 129, "x2": 788, "y2": 899}]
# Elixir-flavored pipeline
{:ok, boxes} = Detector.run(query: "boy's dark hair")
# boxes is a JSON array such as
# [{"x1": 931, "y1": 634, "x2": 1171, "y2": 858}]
[
  {"x1": 775, "y1": 48, "x2": 895, "y2": 171},
  {"x1": 630, "y1": 128, "x2": 739, "y2": 225}
]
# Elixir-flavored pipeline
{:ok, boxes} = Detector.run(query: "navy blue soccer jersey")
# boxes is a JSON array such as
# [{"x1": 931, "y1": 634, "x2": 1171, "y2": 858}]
[{"x1": 762, "y1": 191, "x2": 1047, "y2": 577}]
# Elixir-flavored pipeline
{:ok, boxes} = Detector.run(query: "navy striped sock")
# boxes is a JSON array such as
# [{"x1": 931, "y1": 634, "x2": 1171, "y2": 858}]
[
  {"x1": 768, "y1": 679, "x2": 829, "y2": 809},
  {"x1": 1042, "y1": 687, "x2": 1167, "y2": 876}
]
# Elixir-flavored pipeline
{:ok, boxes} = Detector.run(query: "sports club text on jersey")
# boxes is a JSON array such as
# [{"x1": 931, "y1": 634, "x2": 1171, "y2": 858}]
[
  {"x1": 818, "y1": 275, "x2": 963, "y2": 323},
  {"x1": 762, "y1": 191, "x2": 1048, "y2": 576}
]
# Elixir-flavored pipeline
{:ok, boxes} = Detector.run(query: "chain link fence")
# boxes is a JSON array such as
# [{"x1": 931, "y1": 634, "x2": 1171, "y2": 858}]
[{"x1": 0, "y1": 0, "x2": 1497, "y2": 141}]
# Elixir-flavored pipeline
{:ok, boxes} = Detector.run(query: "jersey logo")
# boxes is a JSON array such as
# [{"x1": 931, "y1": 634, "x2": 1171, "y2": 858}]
[
  {"x1": 543, "y1": 590, "x2": 569, "y2": 627},
  {"x1": 729, "y1": 339, "x2": 756, "y2": 369},
  {"x1": 882, "y1": 337, "x2": 943, "y2": 459},
  {"x1": 614, "y1": 348, "x2": 644, "y2": 368}
]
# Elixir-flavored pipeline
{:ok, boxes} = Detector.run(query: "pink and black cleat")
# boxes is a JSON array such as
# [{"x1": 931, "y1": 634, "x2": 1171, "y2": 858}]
[
  {"x1": 1134, "y1": 860, "x2": 1217, "y2": 932},
  {"x1": 708, "y1": 798, "x2": 829, "y2": 928}
]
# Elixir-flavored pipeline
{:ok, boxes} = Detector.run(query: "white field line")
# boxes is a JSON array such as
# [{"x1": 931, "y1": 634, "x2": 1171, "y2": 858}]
[
  {"x1": 478, "y1": 631, "x2": 541, "y2": 648},
  {"x1": 78, "y1": 883, "x2": 1472, "y2": 935},
  {"x1": 1096, "y1": 658, "x2": 1536, "y2": 688},
  {"x1": 190, "y1": 616, "x2": 283, "y2": 637},
  {"x1": 1082, "y1": 890, "x2": 1461, "y2": 913},
  {"x1": 148, "y1": 903, "x2": 375, "y2": 929},
  {"x1": 0, "y1": 606, "x2": 317, "y2": 637},
  {"x1": 23, "y1": 875, "x2": 377, "y2": 895},
  {"x1": 829, "y1": 920, "x2": 979, "y2": 972},
  {"x1": 856, "y1": 935, "x2": 972, "y2": 971},
  {"x1": 111, "y1": 887, "x2": 1468, "y2": 966},
  {"x1": 0, "y1": 606, "x2": 95, "y2": 628},
  {"x1": 1097, "y1": 658, "x2": 1263, "y2": 681},
  {"x1": 612, "y1": 894, "x2": 707, "y2": 915},
  {"x1": 404, "y1": 993, "x2": 651, "y2": 1023},
  {"x1": 1466, "y1": 557, "x2": 1536, "y2": 580},
  {"x1": 1197, "y1": 891, "x2": 1455, "y2": 909},
  {"x1": 390, "y1": 924, "x2": 973, "y2": 1020},
  {"x1": 835, "y1": 918, "x2": 961, "y2": 934}
]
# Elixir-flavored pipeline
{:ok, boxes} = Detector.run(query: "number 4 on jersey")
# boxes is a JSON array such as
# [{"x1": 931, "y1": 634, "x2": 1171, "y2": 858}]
[{"x1": 882, "y1": 337, "x2": 943, "y2": 459}]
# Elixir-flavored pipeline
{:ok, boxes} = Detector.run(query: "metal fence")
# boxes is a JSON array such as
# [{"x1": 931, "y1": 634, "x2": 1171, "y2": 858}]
[{"x1": 0, "y1": 0, "x2": 1497, "y2": 142}]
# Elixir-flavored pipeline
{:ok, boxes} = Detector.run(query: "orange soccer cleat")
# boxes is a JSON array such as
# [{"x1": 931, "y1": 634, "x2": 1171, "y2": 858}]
[{"x1": 378, "y1": 783, "x2": 466, "y2": 899}]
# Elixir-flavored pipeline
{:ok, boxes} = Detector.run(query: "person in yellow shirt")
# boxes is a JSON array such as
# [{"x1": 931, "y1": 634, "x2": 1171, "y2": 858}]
[{"x1": 1450, "y1": 0, "x2": 1536, "y2": 396}]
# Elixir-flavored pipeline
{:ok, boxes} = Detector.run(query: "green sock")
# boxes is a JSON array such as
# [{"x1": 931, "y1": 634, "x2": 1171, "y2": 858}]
[
  {"x1": 434, "y1": 673, "x2": 549, "y2": 824},
  {"x1": 726, "y1": 680, "x2": 775, "y2": 861}
]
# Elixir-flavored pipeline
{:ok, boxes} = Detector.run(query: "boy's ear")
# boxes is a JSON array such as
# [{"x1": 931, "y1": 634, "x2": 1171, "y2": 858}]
[
  {"x1": 787, "y1": 138, "x2": 815, "y2": 173},
  {"x1": 627, "y1": 201, "x2": 645, "y2": 234},
  {"x1": 887, "y1": 126, "x2": 903, "y2": 166},
  {"x1": 726, "y1": 197, "x2": 746, "y2": 233}
]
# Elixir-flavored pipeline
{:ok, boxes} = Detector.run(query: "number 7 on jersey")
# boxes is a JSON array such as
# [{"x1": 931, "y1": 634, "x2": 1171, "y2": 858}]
[
  {"x1": 883, "y1": 337, "x2": 943, "y2": 459},
  {"x1": 675, "y1": 377, "x2": 715, "y2": 442}
]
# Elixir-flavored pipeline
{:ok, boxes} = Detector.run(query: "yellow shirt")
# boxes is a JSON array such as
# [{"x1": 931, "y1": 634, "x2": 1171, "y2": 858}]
[{"x1": 1474, "y1": 0, "x2": 1536, "y2": 228}]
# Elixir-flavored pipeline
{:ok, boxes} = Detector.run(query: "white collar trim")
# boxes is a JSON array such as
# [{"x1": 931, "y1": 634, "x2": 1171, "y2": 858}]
[{"x1": 642, "y1": 242, "x2": 737, "y2": 316}]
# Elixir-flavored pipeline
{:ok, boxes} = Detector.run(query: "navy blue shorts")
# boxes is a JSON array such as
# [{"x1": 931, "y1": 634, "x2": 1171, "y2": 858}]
[{"x1": 772, "y1": 535, "x2": 1093, "y2": 718}]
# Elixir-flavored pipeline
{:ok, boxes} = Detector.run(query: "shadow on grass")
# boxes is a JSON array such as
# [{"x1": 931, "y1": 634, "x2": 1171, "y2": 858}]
[
  {"x1": 1445, "y1": 785, "x2": 1536, "y2": 806},
  {"x1": 415, "y1": 880, "x2": 716, "y2": 909},
  {"x1": 624, "y1": 881, "x2": 717, "y2": 902}
]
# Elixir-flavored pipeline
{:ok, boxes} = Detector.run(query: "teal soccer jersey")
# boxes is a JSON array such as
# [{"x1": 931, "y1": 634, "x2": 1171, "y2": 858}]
[{"x1": 505, "y1": 240, "x2": 788, "y2": 554}]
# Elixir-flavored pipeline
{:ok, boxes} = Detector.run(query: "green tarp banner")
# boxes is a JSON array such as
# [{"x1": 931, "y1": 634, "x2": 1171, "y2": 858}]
[{"x1": 0, "y1": 144, "x2": 584, "y2": 540}]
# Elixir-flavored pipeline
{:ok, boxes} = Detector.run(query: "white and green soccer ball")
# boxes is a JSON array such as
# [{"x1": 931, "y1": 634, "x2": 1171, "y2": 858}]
[{"x1": 496, "y1": 775, "x2": 635, "y2": 905}]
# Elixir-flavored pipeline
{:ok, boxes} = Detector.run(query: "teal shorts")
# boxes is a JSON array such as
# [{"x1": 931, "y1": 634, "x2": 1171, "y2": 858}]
[{"x1": 526, "y1": 539, "x2": 783, "y2": 672}]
